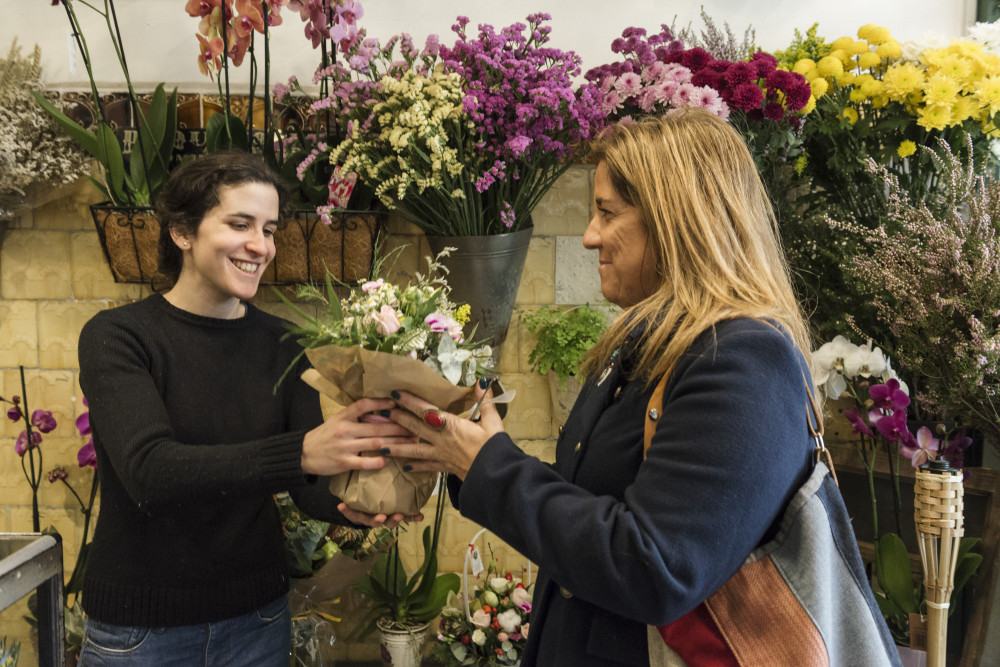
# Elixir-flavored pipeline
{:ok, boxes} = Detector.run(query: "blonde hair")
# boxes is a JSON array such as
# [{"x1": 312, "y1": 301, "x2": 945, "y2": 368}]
[{"x1": 581, "y1": 109, "x2": 811, "y2": 387}]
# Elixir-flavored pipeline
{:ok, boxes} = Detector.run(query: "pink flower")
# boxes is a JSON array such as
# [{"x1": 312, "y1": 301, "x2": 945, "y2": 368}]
[
  {"x1": 361, "y1": 278, "x2": 384, "y2": 293},
  {"x1": 901, "y1": 426, "x2": 940, "y2": 467},
  {"x1": 670, "y1": 83, "x2": 700, "y2": 107},
  {"x1": 614, "y1": 72, "x2": 642, "y2": 97},
  {"x1": 7, "y1": 405, "x2": 21, "y2": 422},
  {"x1": 652, "y1": 80, "x2": 680, "y2": 105},
  {"x1": 15, "y1": 430, "x2": 41, "y2": 457},
  {"x1": 425, "y1": 313, "x2": 463, "y2": 340},
  {"x1": 471, "y1": 609, "x2": 491, "y2": 628},
  {"x1": 843, "y1": 405, "x2": 873, "y2": 436},
  {"x1": 374, "y1": 306, "x2": 401, "y2": 335}
]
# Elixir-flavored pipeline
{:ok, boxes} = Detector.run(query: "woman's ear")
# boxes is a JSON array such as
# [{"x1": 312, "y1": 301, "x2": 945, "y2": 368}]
[{"x1": 169, "y1": 226, "x2": 190, "y2": 251}]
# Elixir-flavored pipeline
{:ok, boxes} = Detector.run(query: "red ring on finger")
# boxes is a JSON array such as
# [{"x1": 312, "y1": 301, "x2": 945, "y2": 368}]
[{"x1": 422, "y1": 409, "x2": 445, "y2": 429}]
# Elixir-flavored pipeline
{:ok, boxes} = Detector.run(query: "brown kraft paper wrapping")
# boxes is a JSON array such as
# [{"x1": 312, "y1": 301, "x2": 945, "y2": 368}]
[{"x1": 303, "y1": 345, "x2": 477, "y2": 515}]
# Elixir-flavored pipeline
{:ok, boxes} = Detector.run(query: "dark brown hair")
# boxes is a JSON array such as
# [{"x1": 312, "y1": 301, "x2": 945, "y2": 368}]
[{"x1": 154, "y1": 151, "x2": 291, "y2": 289}]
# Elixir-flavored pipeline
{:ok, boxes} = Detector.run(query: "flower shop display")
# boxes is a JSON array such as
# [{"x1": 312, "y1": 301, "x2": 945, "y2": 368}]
[
  {"x1": 521, "y1": 304, "x2": 609, "y2": 424},
  {"x1": 327, "y1": 14, "x2": 603, "y2": 352},
  {"x1": 432, "y1": 532, "x2": 532, "y2": 667},
  {"x1": 776, "y1": 22, "x2": 1000, "y2": 342},
  {"x1": 277, "y1": 249, "x2": 495, "y2": 516},
  {"x1": 834, "y1": 138, "x2": 1000, "y2": 452},
  {"x1": 583, "y1": 19, "x2": 814, "y2": 242},
  {"x1": 812, "y1": 337, "x2": 982, "y2": 649},
  {"x1": 0, "y1": 40, "x2": 85, "y2": 222}
]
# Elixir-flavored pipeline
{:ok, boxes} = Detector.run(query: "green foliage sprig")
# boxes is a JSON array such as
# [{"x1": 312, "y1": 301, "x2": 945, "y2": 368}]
[{"x1": 522, "y1": 305, "x2": 609, "y2": 388}]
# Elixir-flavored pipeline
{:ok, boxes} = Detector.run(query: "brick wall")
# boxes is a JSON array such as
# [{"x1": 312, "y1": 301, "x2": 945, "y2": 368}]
[{"x1": 0, "y1": 164, "x2": 600, "y2": 661}]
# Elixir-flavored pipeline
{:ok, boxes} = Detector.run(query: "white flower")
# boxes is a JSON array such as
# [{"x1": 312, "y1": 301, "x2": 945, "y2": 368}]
[
  {"x1": 497, "y1": 609, "x2": 522, "y2": 634},
  {"x1": 900, "y1": 31, "x2": 949, "y2": 62},
  {"x1": 811, "y1": 336, "x2": 857, "y2": 399},
  {"x1": 844, "y1": 340, "x2": 888, "y2": 378},
  {"x1": 471, "y1": 609, "x2": 491, "y2": 628},
  {"x1": 490, "y1": 577, "x2": 510, "y2": 594},
  {"x1": 521, "y1": 622, "x2": 530, "y2": 639},
  {"x1": 471, "y1": 629, "x2": 486, "y2": 646},
  {"x1": 968, "y1": 20, "x2": 1000, "y2": 53}
]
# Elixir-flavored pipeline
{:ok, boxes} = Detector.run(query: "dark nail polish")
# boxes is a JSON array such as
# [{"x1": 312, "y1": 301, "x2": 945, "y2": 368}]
[
  {"x1": 380, "y1": 448, "x2": 391, "y2": 455},
  {"x1": 478, "y1": 377, "x2": 490, "y2": 390},
  {"x1": 403, "y1": 464, "x2": 413, "y2": 472},
  {"x1": 390, "y1": 390, "x2": 401, "y2": 400},
  {"x1": 377, "y1": 409, "x2": 391, "y2": 418}
]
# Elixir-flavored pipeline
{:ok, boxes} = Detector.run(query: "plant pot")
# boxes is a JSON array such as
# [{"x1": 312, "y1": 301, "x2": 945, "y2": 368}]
[
  {"x1": 425, "y1": 225, "x2": 532, "y2": 366},
  {"x1": 897, "y1": 645, "x2": 927, "y2": 667},
  {"x1": 89, "y1": 203, "x2": 384, "y2": 285},
  {"x1": 547, "y1": 373, "x2": 582, "y2": 427},
  {"x1": 376, "y1": 618, "x2": 428, "y2": 667}
]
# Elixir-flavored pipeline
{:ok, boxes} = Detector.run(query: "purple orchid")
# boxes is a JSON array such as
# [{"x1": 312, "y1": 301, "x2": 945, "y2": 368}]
[
  {"x1": 843, "y1": 405, "x2": 873, "y2": 436},
  {"x1": 869, "y1": 379, "x2": 910, "y2": 412},
  {"x1": 31, "y1": 409, "x2": 57, "y2": 434},
  {"x1": 870, "y1": 407, "x2": 911, "y2": 444},
  {"x1": 15, "y1": 430, "x2": 42, "y2": 457},
  {"x1": 7, "y1": 405, "x2": 21, "y2": 422},
  {"x1": 77, "y1": 440, "x2": 97, "y2": 468}
]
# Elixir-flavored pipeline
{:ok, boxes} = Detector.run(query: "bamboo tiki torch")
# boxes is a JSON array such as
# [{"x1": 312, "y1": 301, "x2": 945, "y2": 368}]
[{"x1": 913, "y1": 458, "x2": 964, "y2": 667}]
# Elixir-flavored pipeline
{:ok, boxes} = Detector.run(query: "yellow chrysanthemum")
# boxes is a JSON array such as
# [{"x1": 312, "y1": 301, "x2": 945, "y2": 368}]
[
  {"x1": 950, "y1": 95, "x2": 977, "y2": 125},
  {"x1": 934, "y1": 53, "x2": 972, "y2": 83},
  {"x1": 876, "y1": 40, "x2": 902, "y2": 60},
  {"x1": 829, "y1": 48, "x2": 852, "y2": 64},
  {"x1": 810, "y1": 77, "x2": 829, "y2": 98},
  {"x1": 848, "y1": 40, "x2": 869, "y2": 56},
  {"x1": 831, "y1": 36, "x2": 855, "y2": 52},
  {"x1": 801, "y1": 95, "x2": 817, "y2": 114},
  {"x1": 857, "y1": 24, "x2": 888, "y2": 42},
  {"x1": 907, "y1": 91, "x2": 925, "y2": 107},
  {"x1": 860, "y1": 78, "x2": 884, "y2": 98},
  {"x1": 897, "y1": 140, "x2": 917, "y2": 158},
  {"x1": 916, "y1": 104, "x2": 951, "y2": 131},
  {"x1": 793, "y1": 58, "x2": 816, "y2": 75},
  {"x1": 857, "y1": 52, "x2": 881, "y2": 70},
  {"x1": 849, "y1": 88, "x2": 867, "y2": 103},
  {"x1": 817, "y1": 55, "x2": 845, "y2": 77},
  {"x1": 871, "y1": 95, "x2": 890, "y2": 109},
  {"x1": 836, "y1": 72, "x2": 856, "y2": 87},
  {"x1": 863, "y1": 26, "x2": 892, "y2": 46},
  {"x1": 882, "y1": 62, "x2": 926, "y2": 100},
  {"x1": 841, "y1": 106, "x2": 859, "y2": 125},
  {"x1": 976, "y1": 75, "x2": 1000, "y2": 114},
  {"x1": 923, "y1": 72, "x2": 960, "y2": 107}
]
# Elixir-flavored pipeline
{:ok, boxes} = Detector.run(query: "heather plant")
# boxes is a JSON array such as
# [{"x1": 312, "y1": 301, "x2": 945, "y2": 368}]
[
  {"x1": 669, "y1": 6, "x2": 756, "y2": 63},
  {"x1": 330, "y1": 13, "x2": 604, "y2": 236},
  {"x1": 835, "y1": 136, "x2": 1000, "y2": 450},
  {"x1": 0, "y1": 40, "x2": 84, "y2": 220}
]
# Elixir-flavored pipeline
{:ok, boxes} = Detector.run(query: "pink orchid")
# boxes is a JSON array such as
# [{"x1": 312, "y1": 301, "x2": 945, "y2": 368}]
[
  {"x1": 901, "y1": 426, "x2": 939, "y2": 468},
  {"x1": 15, "y1": 430, "x2": 42, "y2": 457}
]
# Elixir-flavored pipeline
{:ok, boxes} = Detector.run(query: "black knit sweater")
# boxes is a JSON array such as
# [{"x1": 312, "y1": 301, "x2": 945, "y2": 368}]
[{"x1": 78, "y1": 295, "x2": 343, "y2": 627}]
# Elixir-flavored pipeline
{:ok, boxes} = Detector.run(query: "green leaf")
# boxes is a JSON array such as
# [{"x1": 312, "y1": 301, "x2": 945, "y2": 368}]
[
  {"x1": 408, "y1": 573, "x2": 460, "y2": 622},
  {"x1": 206, "y1": 112, "x2": 248, "y2": 152},
  {"x1": 94, "y1": 122, "x2": 128, "y2": 204},
  {"x1": 950, "y1": 553, "x2": 983, "y2": 616},
  {"x1": 29, "y1": 90, "x2": 98, "y2": 156},
  {"x1": 876, "y1": 533, "x2": 919, "y2": 614}
]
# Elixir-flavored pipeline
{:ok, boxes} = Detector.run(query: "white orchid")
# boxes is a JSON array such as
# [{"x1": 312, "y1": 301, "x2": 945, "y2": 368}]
[
  {"x1": 844, "y1": 339, "x2": 888, "y2": 378},
  {"x1": 811, "y1": 335, "x2": 857, "y2": 399}
]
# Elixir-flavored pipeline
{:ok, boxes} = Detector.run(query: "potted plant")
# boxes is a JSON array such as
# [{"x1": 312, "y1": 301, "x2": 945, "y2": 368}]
[
  {"x1": 350, "y1": 480, "x2": 460, "y2": 666},
  {"x1": 329, "y1": 13, "x2": 605, "y2": 358},
  {"x1": 522, "y1": 305, "x2": 609, "y2": 425}
]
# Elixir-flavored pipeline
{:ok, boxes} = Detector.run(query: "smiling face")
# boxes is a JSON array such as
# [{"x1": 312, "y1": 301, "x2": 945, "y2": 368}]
[
  {"x1": 583, "y1": 161, "x2": 659, "y2": 308},
  {"x1": 165, "y1": 182, "x2": 279, "y2": 318}
]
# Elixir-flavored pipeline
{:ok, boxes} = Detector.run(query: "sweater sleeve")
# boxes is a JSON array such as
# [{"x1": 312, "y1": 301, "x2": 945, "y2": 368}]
[
  {"x1": 79, "y1": 310, "x2": 312, "y2": 514},
  {"x1": 457, "y1": 322, "x2": 813, "y2": 625}
]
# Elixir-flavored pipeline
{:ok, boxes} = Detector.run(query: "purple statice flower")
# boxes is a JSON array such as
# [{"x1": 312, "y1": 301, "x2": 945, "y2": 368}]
[
  {"x1": 500, "y1": 202, "x2": 516, "y2": 229},
  {"x1": 505, "y1": 135, "x2": 532, "y2": 158},
  {"x1": 421, "y1": 33, "x2": 440, "y2": 58}
]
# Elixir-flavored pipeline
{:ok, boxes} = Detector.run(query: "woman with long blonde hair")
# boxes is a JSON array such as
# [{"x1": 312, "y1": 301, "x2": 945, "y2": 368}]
[{"x1": 380, "y1": 109, "x2": 897, "y2": 665}]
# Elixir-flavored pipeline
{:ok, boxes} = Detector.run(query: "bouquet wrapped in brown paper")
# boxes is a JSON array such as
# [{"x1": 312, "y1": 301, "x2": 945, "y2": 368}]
[{"x1": 279, "y1": 250, "x2": 494, "y2": 516}]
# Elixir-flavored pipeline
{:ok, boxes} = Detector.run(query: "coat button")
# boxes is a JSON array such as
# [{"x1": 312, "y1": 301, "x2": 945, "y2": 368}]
[
  {"x1": 649, "y1": 408, "x2": 659, "y2": 421},
  {"x1": 574, "y1": 442, "x2": 581, "y2": 454},
  {"x1": 558, "y1": 425, "x2": 564, "y2": 437},
  {"x1": 614, "y1": 386, "x2": 622, "y2": 400},
  {"x1": 560, "y1": 586, "x2": 574, "y2": 598}
]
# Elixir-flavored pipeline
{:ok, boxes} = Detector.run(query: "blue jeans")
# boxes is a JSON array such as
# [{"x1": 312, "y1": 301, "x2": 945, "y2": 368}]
[{"x1": 78, "y1": 594, "x2": 290, "y2": 666}]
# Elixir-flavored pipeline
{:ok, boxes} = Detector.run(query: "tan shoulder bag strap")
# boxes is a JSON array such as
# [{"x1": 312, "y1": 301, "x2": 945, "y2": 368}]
[{"x1": 642, "y1": 371, "x2": 838, "y2": 486}]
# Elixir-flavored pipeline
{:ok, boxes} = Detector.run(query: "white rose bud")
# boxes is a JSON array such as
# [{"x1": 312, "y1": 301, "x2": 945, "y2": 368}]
[
  {"x1": 490, "y1": 577, "x2": 510, "y2": 593},
  {"x1": 511, "y1": 587, "x2": 530, "y2": 607},
  {"x1": 497, "y1": 609, "x2": 522, "y2": 634},
  {"x1": 522, "y1": 622, "x2": 530, "y2": 639},
  {"x1": 472, "y1": 629, "x2": 486, "y2": 646}
]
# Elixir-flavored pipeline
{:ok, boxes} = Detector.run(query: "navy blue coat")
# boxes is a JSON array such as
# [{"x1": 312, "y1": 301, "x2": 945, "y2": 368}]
[{"x1": 453, "y1": 319, "x2": 815, "y2": 665}]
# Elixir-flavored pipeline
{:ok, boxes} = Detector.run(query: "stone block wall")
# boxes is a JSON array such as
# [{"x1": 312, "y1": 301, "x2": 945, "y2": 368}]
[{"x1": 0, "y1": 164, "x2": 600, "y2": 661}]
